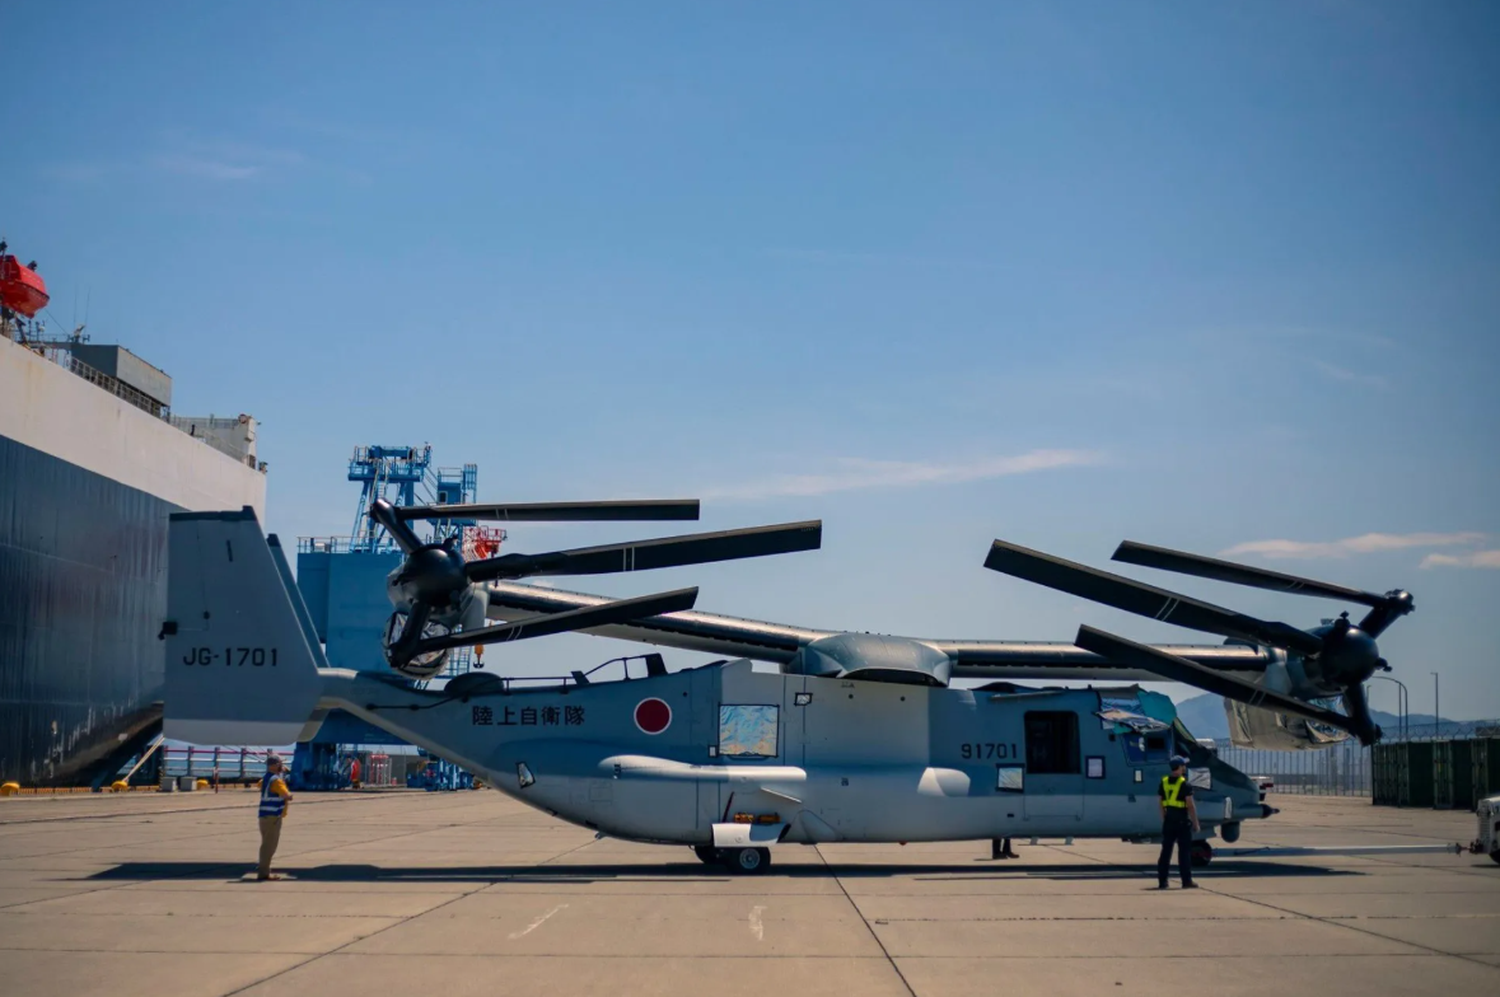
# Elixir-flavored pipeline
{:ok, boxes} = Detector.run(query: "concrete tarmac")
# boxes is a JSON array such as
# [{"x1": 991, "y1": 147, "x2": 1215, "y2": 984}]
[{"x1": 2, "y1": 789, "x2": 1495, "y2": 996}]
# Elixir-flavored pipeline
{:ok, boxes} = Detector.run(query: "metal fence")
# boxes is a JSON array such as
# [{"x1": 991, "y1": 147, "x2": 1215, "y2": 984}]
[
  {"x1": 1211, "y1": 739, "x2": 1373, "y2": 796},
  {"x1": 1210, "y1": 720, "x2": 1500, "y2": 799},
  {"x1": 47, "y1": 347, "x2": 169, "y2": 419}
]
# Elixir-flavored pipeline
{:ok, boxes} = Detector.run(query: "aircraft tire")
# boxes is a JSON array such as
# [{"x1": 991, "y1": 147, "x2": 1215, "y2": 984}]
[
  {"x1": 722, "y1": 846, "x2": 770, "y2": 874},
  {"x1": 1489, "y1": 849, "x2": 1500, "y2": 866},
  {"x1": 1190, "y1": 841, "x2": 1213, "y2": 868},
  {"x1": 693, "y1": 845, "x2": 718, "y2": 865}
]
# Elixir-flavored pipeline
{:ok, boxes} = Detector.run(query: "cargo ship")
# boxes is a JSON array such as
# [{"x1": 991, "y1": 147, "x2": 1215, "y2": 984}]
[{"x1": 1, "y1": 246, "x2": 268, "y2": 785}]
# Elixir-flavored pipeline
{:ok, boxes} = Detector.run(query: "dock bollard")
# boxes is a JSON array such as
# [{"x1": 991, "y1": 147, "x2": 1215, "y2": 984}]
[{"x1": 1, "y1": 782, "x2": 19, "y2": 797}]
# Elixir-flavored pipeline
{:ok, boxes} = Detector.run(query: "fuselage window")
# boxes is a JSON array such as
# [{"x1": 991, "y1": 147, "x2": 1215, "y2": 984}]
[
  {"x1": 718, "y1": 704, "x2": 779, "y2": 758},
  {"x1": 1024, "y1": 711, "x2": 1080, "y2": 775}
]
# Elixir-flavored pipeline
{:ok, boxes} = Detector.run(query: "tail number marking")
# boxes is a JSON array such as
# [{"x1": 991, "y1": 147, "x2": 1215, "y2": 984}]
[
  {"x1": 960, "y1": 742, "x2": 1017, "y2": 760},
  {"x1": 183, "y1": 647, "x2": 279, "y2": 667}
]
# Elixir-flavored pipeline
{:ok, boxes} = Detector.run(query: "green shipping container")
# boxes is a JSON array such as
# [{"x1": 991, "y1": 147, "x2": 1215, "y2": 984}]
[
  {"x1": 1451, "y1": 740, "x2": 1474, "y2": 811},
  {"x1": 1372, "y1": 743, "x2": 1399, "y2": 806},
  {"x1": 1434, "y1": 741, "x2": 1475, "y2": 810},
  {"x1": 1399, "y1": 742, "x2": 1435, "y2": 808},
  {"x1": 1434, "y1": 742, "x2": 1454, "y2": 809}
]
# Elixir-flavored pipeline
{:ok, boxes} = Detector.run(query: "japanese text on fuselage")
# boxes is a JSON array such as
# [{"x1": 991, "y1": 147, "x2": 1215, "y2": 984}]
[{"x1": 471, "y1": 705, "x2": 584, "y2": 727}]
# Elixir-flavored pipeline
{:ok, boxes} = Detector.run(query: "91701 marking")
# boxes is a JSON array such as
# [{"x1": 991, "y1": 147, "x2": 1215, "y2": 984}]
[{"x1": 960, "y1": 742, "x2": 1016, "y2": 760}]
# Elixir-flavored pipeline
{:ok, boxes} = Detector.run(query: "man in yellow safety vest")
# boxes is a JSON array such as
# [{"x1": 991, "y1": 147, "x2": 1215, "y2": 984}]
[
  {"x1": 1157, "y1": 755, "x2": 1200, "y2": 889},
  {"x1": 256, "y1": 753, "x2": 293, "y2": 881}
]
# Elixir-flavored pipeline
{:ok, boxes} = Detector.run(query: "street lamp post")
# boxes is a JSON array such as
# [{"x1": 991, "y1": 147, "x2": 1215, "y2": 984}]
[
  {"x1": 1431, "y1": 671, "x2": 1440, "y2": 740},
  {"x1": 1370, "y1": 675, "x2": 1408, "y2": 742}
]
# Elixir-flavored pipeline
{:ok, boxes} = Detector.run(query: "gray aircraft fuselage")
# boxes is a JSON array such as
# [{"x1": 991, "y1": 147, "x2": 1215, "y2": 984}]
[
  {"x1": 161, "y1": 509, "x2": 1271, "y2": 859},
  {"x1": 318, "y1": 658, "x2": 1267, "y2": 848}
]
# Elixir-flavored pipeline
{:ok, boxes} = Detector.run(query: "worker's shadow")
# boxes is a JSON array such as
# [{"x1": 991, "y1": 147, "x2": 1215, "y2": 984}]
[{"x1": 84, "y1": 859, "x2": 1357, "y2": 884}]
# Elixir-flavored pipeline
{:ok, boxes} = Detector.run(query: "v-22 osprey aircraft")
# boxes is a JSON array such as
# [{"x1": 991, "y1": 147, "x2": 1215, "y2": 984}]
[{"x1": 163, "y1": 496, "x2": 1415, "y2": 873}]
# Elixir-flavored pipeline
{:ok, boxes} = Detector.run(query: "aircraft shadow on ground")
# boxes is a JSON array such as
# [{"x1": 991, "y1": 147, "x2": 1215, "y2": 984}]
[{"x1": 84, "y1": 859, "x2": 1357, "y2": 884}]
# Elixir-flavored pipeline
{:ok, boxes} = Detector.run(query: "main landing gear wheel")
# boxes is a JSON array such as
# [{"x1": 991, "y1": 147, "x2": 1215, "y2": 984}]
[
  {"x1": 1490, "y1": 849, "x2": 1500, "y2": 866},
  {"x1": 722, "y1": 846, "x2": 770, "y2": 874},
  {"x1": 692, "y1": 845, "x2": 718, "y2": 865},
  {"x1": 1190, "y1": 841, "x2": 1214, "y2": 868}
]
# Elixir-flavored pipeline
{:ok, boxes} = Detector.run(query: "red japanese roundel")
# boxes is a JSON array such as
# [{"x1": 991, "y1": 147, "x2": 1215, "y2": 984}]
[{"x1": 634, "y1": 697, "x2": 672, "y2": 735}]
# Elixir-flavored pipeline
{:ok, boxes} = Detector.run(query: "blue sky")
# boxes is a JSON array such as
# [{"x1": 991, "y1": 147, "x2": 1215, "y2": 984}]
[{"x1": 6, "y1": 2, "x2": 1498, "y2": 720}]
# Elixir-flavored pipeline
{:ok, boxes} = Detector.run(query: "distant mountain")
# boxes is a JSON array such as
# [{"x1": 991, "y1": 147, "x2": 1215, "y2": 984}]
[
  {"x1": 1173, "y1": 695, "x2": 1232, "y2": 740},
  {"x1": 1171, "y1": 693, "x2": 1462, "y2": 741}
]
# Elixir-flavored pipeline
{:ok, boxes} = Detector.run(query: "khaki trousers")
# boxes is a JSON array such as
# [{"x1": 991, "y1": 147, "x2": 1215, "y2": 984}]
[{"x1": 257, "y1": 815, "x2": 283, "y2": 877}]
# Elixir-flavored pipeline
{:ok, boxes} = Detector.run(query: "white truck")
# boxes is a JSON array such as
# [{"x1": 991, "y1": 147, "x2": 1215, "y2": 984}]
[{"x1": 1473, "y1": 794, "x2": 1500, "y2": 865}]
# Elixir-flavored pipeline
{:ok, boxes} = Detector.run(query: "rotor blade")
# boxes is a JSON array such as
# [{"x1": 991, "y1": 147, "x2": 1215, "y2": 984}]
[
  {"x1": 984, "y1": 540, "x2": 1324, "y2": 657},
  {"x1": 369, "y1": 499, "x2": 424, "y2": 555},
  {"x1": 386, "y1": 599, "x2": 433, "y2": 660},
  {"x1": 1340, "y1": 682, "x2": 1382, "y2": 746},
  {"x1": 1112, "y1": 541, "x2": 1389, "y2": 607},
  {"x1": 413, "y1": 587, "x2": 700, "y2": 654},
  {"x1": 464, "y1": 521, "x2": 823, "y2": 583},
  {"x1": 396, "y1": 499, "x2": 701, "y2": 523},
  {"x1": 1073, "y1": 625, "x2": 1373, "y2": 743},
  {"x1": 1357, "y1": 590, "x2": 1416, "y2": 639}
]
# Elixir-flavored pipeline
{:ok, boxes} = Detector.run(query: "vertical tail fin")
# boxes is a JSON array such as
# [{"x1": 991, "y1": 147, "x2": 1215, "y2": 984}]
[{"x1": 163, "y1": 508, "x2": 325, "y2": 745}]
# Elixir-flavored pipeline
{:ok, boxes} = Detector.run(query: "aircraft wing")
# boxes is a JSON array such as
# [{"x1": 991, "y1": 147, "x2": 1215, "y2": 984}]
[
  {"x1": 483, "y1": 582, "x2": 1274, "y2": 679},
  {"x1": 935, "y1": 640, "x2": 1271, "y2": 680},
  {"x1": 483, "y1": 582, "x2": 830, "y2": 663}
]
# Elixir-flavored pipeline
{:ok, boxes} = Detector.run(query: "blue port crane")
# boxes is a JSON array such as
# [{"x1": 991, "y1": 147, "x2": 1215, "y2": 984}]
[
  {"x1": 290, "y1": 444, "x2": 500, "y2": 790},
  {"x1": 345, "y1": 444, "x2": 488, "y2": 553}
]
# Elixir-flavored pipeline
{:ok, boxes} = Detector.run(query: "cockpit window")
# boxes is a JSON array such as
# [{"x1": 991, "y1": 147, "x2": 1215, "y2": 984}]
[{"x1": 1122, "y1": 733, "x2": 1171, "y2": 765}]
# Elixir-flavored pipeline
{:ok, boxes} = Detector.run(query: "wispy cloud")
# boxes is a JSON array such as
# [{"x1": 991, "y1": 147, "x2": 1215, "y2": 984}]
[
  {"x1": 765, "y1": 247, "x2": 1003, "y2": 272},
  {"x1": 1311, "y1": 359, "x2": 1387, "y2": 388},
  {"x1": 1221, "y1": 532, "x2": 1486, "y2": 560},
  {"x1": 43, "y1": 162, "x2": 112, "y2": 183},
  {"x1": 1421, "y1": 550, "x2": 1500, "y2": 570},
  {"x1": 47, "y1": 136, "x2": 311, "y2": 185},
  {"x1": 702, "y1": 449, "x2": 1101, "y2": 501},
  {"x1": 152, "y1": 141, "x2": 305, "y2": 182},
  {"x1": 1189, "y1": 324, "x2": 1398, "y2": 353},
  {"x1": 152, "y1": 155, "x2": 262, "y2": 181}
]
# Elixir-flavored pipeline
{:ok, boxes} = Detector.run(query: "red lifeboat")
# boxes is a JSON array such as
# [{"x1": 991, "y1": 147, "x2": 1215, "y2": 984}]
[{"x1": 1, "y1": 255, "x2": 49, "y2": 318}]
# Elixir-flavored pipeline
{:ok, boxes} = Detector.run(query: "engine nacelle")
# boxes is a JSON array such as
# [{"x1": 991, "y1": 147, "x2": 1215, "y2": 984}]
[
  {"x1": 383, "y1": 610, "x2": 450, "y2": 680},
  {"x1": 784, "y1": 634, "x2": 952, "y2": 687}
]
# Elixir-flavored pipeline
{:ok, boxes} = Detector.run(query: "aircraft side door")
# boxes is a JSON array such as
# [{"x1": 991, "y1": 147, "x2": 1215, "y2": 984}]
[
  {"x1": 690, "y1": 665, "x2": 721, "y2": 831},
  {"x1": 1022, "y1": 710, "x2": 1084, "y2": 821}
]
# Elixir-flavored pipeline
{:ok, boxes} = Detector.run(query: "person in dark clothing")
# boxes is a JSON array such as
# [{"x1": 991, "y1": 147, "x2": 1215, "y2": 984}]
[{"x1": 1157, "y1": 755, "x2": 1200, "y2": 889}]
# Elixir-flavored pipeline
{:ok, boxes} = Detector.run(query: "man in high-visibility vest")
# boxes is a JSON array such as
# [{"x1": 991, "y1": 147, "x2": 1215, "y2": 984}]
[
  {"x1": 256, "y1": 753, "x2": 293, "y2": 881},
  {"x1": 1156, "y1": 755, "x2": 1200, "y2": 889}
]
